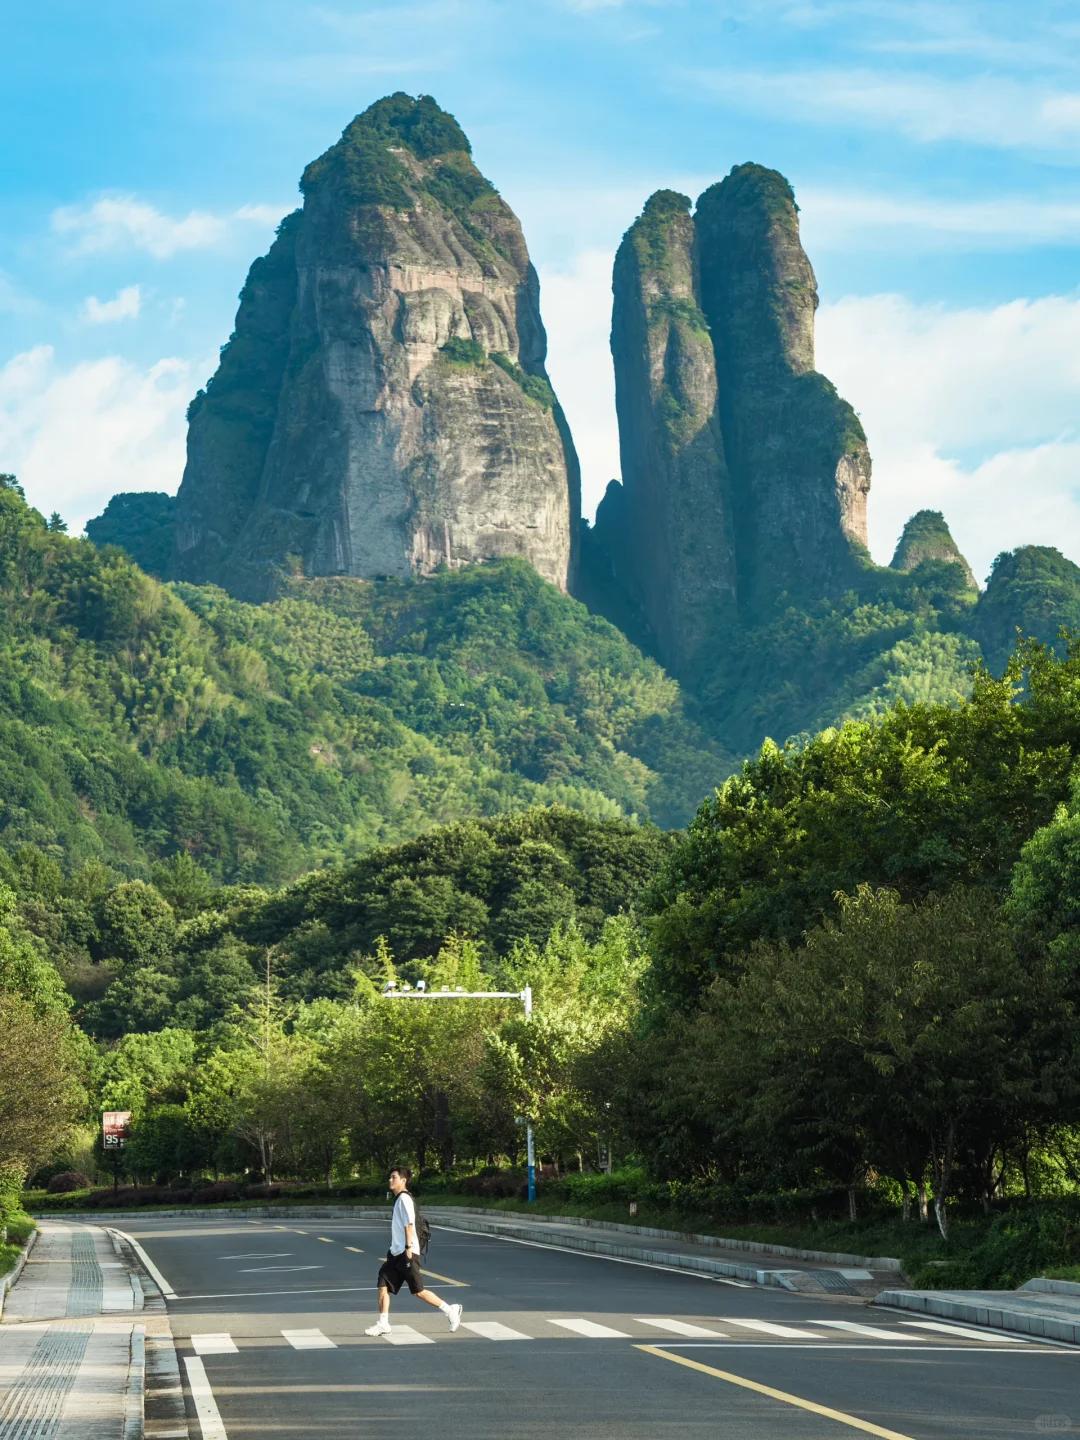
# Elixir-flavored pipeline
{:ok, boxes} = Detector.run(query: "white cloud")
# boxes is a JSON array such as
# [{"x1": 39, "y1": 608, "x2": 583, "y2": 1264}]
[
  {"x1": 800, "y1": 188, "x2": 1080, "y2": 252},
  {"x1": 539, "y1": 249, "x2": 620, "y2": 516},
  {"x1": 80, "y1": 284, "x2": 142, "y2": 325},
  {"x1": 51, "y1": 195, "x2": 287, "y2": 259},
  {"x1": 0, "y1": 345, "x2": 193, "y2": 531},
  {"x1": 687, "y1": 66, "x2": 1080, "y2": 152},
  {"x1": 816, "y1": 292, "x2": 1080, "y2": 581}
]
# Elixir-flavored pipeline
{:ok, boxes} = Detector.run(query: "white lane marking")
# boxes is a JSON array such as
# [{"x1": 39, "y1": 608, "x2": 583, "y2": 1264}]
[
  {"x1": 901, "y1": 1321, "x2": 1026, "y2": 1344},
  {"x1": 219, "y1": 1252, "x2": 292, "y2": 1260},
  {"x1": 282, "y1": 1328, "x2": 337, "y2": 1350},
  {"x1": 382, "y1": 1325, "x2": 434, "y2": 1346},
  {"x1": 191, "y1": 1333, "x2": 238, "y2": 1356},
  {"x1": 638, "y1": 1318, "x2": 728, "y2": 1338},
  {"x1": 110, "y1": 1228, "x2": 177, "y2": 1299},
  {"x1": 814, "y1": 1321, "x2": 920, "y2": 1341},
  {"x1": 344, "y1": 1246, "x2": 364, "y2": 1253},
  {"x1": 238, "y1": 1264, "x2": 323, "y2": 1273},
  {"x1": 718, "y1": 1319, "x2": 824, "y2": 1339},
  {"x1": 550, "y1": 1318, "x2": 630, "y2": 1338},
  {"x1": 184, "y1": 1356, "x2": 228, "y2": 1440},
  {"x1": 462, "y1": 1321, "x2": 529, "y2": 1341},
  {"x1": 316, "y1": 1237, "x2": 334, "y2": 1244},
  {"x1": 430, "y1": 1223, "x2": 752, "y2": 1287}
]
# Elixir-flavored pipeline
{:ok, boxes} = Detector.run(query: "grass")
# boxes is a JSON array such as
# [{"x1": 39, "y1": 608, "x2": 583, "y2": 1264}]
[{"x1": 0, "y1": 1212, "x2": 35, "y2": 1276}]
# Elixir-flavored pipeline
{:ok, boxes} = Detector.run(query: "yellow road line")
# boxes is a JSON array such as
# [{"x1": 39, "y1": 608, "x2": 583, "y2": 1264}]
[
  {"x1": 420, "y1": 1266, "x2": 469, "y2": 1288},
  {"x1": 636, "y1": 1346, "x2": 916, "y2": 1440}
]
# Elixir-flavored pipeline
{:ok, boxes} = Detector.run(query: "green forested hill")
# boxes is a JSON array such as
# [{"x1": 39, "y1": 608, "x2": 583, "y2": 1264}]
[{"x1": 0, "y1": 476, "x2": 726, "y2": 882}]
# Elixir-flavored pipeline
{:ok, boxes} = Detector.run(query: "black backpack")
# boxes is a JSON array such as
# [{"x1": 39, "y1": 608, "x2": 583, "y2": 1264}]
[{"x1": 408, "y1": 1194, "x2": 432, "y2": 1257}]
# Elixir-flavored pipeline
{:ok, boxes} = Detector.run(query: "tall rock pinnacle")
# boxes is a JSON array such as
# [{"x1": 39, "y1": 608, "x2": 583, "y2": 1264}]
[
  {"x1": 608, "y1": 191, "x2": 737, "y2": 671},
  {"x1": 695, "y1": 164, "x2": 871, "y2": 606},
  {"x1": 590, "y1": 162, "x2": 873, "y2": 672},
  {"x1": 891, "y1": 510, "x2": 977, "y2": 592},
  {"x1": 173, "y1": 94, "x2": 579, "y2": 598}
]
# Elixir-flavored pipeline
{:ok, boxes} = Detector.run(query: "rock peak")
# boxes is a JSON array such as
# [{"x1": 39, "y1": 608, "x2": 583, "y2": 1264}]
[
  {"x1": 174, "y1": 97, "x2": 578, "y2": 599},
  {"x1": 891, "y1": 510, "x2": 976, "y2": 590}
]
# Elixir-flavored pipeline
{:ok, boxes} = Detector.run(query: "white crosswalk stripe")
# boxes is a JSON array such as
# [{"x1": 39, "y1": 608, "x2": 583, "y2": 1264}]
[
  {"x1": 190, "y1": 1334, "x2": 238, "y2": 1355},
  {"x1": 813, "y1": 1321, "x2": 926, "y2": 1341},
  {"x1": 185, "y1": 1316, "x2": 1027, "y2": 1355},
  {"x1": 900, "y1": 1321, "x2": 1026, "y2": 1344},
  {"x1": 462, "y1": 1321, "x2": 530, "y2": 1341},
  {"x1": 638, "y1": 1318, "x2": 728, "y2": 1338},
  {"x1": 382, "y1": 1325, "x2": 435, "y2": 1346},
  {"x1": 550, "y1": 1318, "x2": 631, "y2": 1338},
  {"x1": 717, "y1": 1318, "x2": 826, "y2": 1339},
  {"x1": 282, "y1": 1329, "x2": 337, "y2": 1350}
]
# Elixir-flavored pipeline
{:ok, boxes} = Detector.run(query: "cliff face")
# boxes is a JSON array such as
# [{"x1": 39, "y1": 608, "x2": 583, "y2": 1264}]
[
  {"x1": 608, "y1": 191, "x2": 737, "y2": 671},
  {"x1": 694, "y1": 164, "x2": 871, "y2": 605},
  {"x1": 173, "y1": 94, "x2": 578, "y2": 598},
  {"x1": 590, "y1": 163, "x2": 872, "y2": 674},
  {"x1": 891, "y1": 510, "x2": 977, "y2": 591}
]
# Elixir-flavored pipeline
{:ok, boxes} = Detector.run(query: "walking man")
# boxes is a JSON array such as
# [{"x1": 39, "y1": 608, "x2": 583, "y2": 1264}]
[{"x1": 365, "y1": 1166, "x2": 463, "y2": 1337}]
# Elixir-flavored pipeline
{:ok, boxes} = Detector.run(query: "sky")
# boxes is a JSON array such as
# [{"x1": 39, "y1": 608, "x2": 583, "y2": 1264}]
[{"x1": 2, "y1": 0, "x2": 1080, "y2": 583}]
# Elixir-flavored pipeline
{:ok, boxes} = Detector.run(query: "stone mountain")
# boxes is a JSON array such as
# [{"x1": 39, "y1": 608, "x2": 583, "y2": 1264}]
[{"x1": 172, "y1": 94, "x2": 579, "y2": 600}]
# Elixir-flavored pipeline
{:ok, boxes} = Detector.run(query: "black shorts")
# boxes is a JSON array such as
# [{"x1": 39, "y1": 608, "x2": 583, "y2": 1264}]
[{"x1": 377, "y1": 1250, "x2": 423, "y2": 1295}]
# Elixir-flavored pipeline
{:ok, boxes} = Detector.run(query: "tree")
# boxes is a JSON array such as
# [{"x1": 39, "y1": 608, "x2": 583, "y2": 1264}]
[{"x1": 0, "y1": 992, "x2": 87, "y2": 1208}]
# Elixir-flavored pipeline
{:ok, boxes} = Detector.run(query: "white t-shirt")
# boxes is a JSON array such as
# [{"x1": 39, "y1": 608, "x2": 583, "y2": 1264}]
[{"x1": 391, "y1": 1192, "x2": 416, "y2": 1256}]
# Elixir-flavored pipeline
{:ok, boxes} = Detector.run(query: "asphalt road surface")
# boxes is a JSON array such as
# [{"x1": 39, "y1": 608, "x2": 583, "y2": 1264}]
[{"x1": 119, "y1": 1214, "x2": 1080, "y2": 1439}]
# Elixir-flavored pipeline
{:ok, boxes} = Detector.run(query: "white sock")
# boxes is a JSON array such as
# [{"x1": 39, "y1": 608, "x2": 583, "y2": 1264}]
[{"x1": 438, "y1": 1301, "x2": 450, "y2": 1314}]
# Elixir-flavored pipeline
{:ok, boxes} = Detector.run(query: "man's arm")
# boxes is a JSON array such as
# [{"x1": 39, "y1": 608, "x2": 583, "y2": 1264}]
[{"x1": 404, "y1": 1220, "x2": 417, "y2": 1257}]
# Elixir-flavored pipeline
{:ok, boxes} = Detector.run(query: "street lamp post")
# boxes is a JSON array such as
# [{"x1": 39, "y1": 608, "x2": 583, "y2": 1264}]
[{"x1": 382, "y1": 981, "x2": 538, "y2": 1203}]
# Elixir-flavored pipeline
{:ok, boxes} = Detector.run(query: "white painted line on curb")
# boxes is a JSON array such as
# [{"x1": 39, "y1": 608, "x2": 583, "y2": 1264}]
[
  {"x1": 430, "y1": 1224, "x2": 753, "y2": 1286},
  {"x1": 550, "y1": 1317, "x2": 630, "y2": 1338},
  {"x1": 184, "y1": 1355, "x2": 228, "y2": 1439},
  {"x1": 111, "y1": 1228, "x2": 177, "y2": 1299}
]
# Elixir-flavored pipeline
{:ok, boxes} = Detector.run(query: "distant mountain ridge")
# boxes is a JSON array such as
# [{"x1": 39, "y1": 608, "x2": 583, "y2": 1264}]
[{"x1": 83, "y1": 93, "x2": 1080, "y2": 786}]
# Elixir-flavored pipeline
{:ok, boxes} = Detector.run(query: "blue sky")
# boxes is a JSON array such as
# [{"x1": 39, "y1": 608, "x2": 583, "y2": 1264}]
[{"x1": 3, "y1": 0, "x2": 1080, "y2": 580}]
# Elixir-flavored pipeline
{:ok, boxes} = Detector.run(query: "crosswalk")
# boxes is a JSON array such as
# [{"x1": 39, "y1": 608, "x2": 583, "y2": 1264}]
[{"x1": 185, "y1": 1315, "x2": 1032, "y2": 1353}]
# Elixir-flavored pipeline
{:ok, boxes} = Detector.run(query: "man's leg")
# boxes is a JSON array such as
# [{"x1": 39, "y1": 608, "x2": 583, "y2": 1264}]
[
  {"x1": 414, "y1": 1283, "x2": 462, "y2": 1331},
  {"x1": 365, "y1": 1272, "x2": 394, "y2": 1335}
]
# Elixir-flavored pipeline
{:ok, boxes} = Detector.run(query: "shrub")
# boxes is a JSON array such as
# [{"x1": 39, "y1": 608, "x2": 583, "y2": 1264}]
[
  {"x1": 439, "y1": 338, "x2": 486, "y2": 367},
  {"x1": 243, "y1": 1184, "x2": 281, "y2": 1201},
  {"x1": 192, "y1": 1181, "x2": 242, "y2": 1204},
  {"x1": 46, "y1": 1171, "x2": 91, "y2": 1194}
]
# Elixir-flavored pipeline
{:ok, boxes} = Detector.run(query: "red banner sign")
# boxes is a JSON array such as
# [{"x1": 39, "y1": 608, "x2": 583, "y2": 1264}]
[{"x1": 102, "y1": 1110, "x2": 131, "y2": 1148}]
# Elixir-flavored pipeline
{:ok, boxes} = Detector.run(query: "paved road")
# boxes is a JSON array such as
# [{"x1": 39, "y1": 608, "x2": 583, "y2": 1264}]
[{"x1": 120, "y1": 1214, "x2": 1080, "y2": 1439}]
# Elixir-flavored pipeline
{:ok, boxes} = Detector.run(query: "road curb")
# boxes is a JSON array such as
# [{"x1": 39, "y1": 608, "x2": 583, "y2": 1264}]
[
  {"x1": 874, "y1": 1288, "x2": 1080, "y2": 1346},
  {"x1": 0, "y1": 1226, "x2": 38, "y2": 1320}
]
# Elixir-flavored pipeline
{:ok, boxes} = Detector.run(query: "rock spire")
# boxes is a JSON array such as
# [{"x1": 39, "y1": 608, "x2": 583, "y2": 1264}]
[{"x1": 173, "y1": 94, "x2": 579, "y2": 598}]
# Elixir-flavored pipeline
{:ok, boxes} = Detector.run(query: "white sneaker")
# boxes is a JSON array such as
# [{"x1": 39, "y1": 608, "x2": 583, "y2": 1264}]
[
  {"x1": 365, "y1": 1319, "x2": 391, "y2": 1337},
  {"x1": 446, "y1": 1303, "x2": 463, "y2": 1333}
]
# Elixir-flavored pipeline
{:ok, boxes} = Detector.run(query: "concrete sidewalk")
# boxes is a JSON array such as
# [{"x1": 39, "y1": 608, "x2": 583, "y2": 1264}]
[
  {"x1": 875, "y1": 1276, "x2": 1080, "y2": 1345},
  {"x1": 0, "y1": 1219, "x2": 185, "y2": 1439}
]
